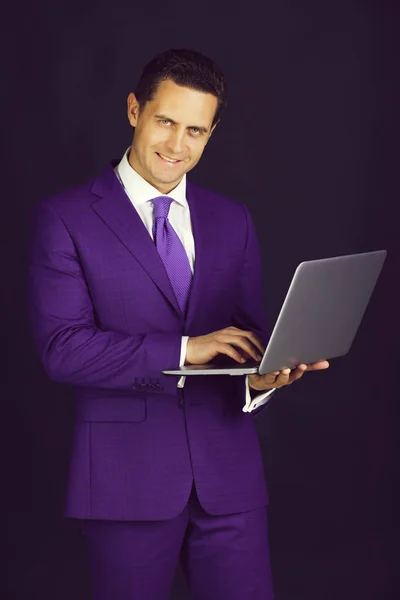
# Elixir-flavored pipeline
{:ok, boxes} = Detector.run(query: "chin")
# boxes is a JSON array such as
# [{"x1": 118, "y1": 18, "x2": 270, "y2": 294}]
[{"x1": 156, "y1": 170, "x2": 184, "y2": 183}]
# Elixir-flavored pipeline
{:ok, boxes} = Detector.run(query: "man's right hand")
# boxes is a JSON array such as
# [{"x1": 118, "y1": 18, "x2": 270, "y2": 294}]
[{"x1": 185, "y1": 326, "x2": 265, "y2": 365}]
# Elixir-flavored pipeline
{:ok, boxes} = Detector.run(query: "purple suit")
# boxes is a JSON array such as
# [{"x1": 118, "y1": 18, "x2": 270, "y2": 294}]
[{"x1": 28, "y1": 160, "x2": 272, "y2": 523}]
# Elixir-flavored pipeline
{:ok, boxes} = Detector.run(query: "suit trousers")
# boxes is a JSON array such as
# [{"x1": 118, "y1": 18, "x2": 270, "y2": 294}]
[{"x1": 81, "y1": 481, "x2": 275, "y2": 600}]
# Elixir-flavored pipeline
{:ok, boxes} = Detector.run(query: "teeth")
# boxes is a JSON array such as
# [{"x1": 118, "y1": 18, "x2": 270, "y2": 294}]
[{"x1": 159, "y1": 153, "x2": 179, "y2": 163}]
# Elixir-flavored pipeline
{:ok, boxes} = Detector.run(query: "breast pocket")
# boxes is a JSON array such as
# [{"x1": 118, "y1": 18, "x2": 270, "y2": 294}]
[{"x1": 211, "y1": 252, "x2": 243, "y2": 273}]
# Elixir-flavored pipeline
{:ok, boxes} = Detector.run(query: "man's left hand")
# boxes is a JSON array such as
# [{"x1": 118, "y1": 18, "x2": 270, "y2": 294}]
[{"x1": 248, "y1": 361, "x2": 330, "y2": 392}]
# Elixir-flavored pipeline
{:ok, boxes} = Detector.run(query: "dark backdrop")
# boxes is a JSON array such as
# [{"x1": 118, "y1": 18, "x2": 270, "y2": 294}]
[{"x1": 2, "y1": 1, "x2": 398, "y2": 599}]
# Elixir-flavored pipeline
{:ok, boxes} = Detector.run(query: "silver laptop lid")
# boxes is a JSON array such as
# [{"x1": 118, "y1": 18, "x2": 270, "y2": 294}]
[{"x1": 258, "y1": 249, "x2": 386, "y2": 374}]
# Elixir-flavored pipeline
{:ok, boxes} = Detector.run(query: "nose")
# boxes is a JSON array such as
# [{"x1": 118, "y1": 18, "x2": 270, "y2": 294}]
[{"x1": 165, "y1": 129, "x2": 185, "y2": 156}]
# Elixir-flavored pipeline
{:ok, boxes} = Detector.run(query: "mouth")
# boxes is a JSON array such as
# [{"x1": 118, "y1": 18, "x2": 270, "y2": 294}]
[{"x1": 156, "y1": 152, "x2": 184, "y2": 166}]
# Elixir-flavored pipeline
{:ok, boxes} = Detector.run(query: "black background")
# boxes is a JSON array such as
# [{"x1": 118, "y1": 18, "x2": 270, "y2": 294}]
[{"x1": 2, "y1": 1, "x2": 398, "y2": 598}]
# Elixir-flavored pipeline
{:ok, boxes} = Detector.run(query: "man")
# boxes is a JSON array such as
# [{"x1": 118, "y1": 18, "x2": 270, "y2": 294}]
[{"x1": 28, "y1": 48, "x2": 328, "y2": 600}]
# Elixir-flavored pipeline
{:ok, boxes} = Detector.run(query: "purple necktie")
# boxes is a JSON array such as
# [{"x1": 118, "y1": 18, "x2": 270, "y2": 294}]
[{"x1": 151, "y1": 196, "x2": 193, "y2": 314}]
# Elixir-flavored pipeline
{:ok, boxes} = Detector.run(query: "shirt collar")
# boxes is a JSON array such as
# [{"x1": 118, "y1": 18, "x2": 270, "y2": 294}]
[{"x1": 115, "y1": 146, "x2": 187, "y2": 207}]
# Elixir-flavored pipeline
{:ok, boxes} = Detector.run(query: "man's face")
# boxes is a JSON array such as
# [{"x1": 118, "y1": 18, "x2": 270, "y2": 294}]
[{"x1": 127, "y1": 79, "x2": 218, "y2": 194}]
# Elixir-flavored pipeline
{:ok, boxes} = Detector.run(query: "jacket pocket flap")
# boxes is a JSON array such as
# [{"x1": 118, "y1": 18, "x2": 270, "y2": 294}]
[{"x1": 75, "y1": 395, "x2": 147, "y2": 422}]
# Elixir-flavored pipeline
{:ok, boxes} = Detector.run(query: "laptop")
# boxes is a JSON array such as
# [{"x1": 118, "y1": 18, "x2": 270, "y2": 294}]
[{"x1": 162, "y1": 250, "x2": 387, "y2": 376}]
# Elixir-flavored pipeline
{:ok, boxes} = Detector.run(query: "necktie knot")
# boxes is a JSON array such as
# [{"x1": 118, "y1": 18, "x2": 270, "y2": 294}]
[{"x1": 151, "y1": 196, "x2": 173, "y2": 220}]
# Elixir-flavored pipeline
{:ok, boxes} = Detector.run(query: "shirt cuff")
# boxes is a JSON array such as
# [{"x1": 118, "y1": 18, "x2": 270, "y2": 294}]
[
  {"x1": 242, "y1": 376, "x2": 276, "y2": 413},
  {"x1": 180, "y1": 336, "x2": 189, "y2": 366},
  {"x1": 177, "y1": 336, "x2": 189, "y2": 388}
]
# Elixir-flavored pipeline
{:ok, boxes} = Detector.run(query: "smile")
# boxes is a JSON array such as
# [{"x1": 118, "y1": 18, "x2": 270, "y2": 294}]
[{"x1": 156, "y1": 152, "x2": 182, "y2": 164}]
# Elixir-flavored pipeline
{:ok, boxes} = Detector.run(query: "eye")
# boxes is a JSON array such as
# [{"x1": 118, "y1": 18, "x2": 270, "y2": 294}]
[
  {"x1": 190, "y1": 127, "x2": 201, "y2": 135},
  {"x1": 159, "y1": 119, "x2": 172, "y2": 126}
]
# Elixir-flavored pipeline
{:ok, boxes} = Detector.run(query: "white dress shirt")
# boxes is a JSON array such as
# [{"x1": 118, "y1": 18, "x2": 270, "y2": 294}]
[{"x1": 115, "y1": 147, "x2": 276, "y2": 412}]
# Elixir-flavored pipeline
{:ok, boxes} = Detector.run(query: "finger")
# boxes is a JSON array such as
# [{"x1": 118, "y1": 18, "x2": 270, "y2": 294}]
[
  {"x1": 238, "y1": 350, "x2": 254, "y2": 361},
  {"x1": 248, "y1": 372, "x2": 280, "y2": 390},
  {"x1": 253, "y1": 368, "x2": 293, "y2": 390},
  {"x1": 217, "y1": 335, "x2": 263, "y2": 361},
  {"x1": 306, "y1": 361, "x2": 330, "y2": 370},
  {"x1": 288, "y1": 366, "x2": 307, "y2": 384},
  {"x1": 242, "y1": 331, "x2": 265, "y2": 355},
  {"x1": 274, "y1": 368, "x2": 292, "y2": 386},
  {"x1": 253, "y1": 371, "x2": 281, "y2": 385},
  {"x1": 214, "y1": 341, "x2": 249, "y2": 363},
  {"x1": 225, "y1": 328, "x2": 265, "y2": 356}
]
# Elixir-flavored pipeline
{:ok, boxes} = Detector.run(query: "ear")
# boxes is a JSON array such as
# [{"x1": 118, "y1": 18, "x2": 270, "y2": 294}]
[{"x1": 127, "y1": 93, "x2": 141, "y2": 127}]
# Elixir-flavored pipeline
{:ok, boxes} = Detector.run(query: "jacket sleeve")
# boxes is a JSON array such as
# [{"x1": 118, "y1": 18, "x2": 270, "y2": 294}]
[
  {"x1": 232, "y1": 203, "x2": 277, "y2": 417},
  {"x1": 27, "y1": 200, "x2": 181, "y2": 395}
]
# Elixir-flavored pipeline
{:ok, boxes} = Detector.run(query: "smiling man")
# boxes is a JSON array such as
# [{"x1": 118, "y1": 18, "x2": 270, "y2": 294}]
[
  {"x1": 127, "y1": 79, "x2": 218, "y2": 193},
  {"x1": 28, "y1": 48, "x2": 328, "y2": 600}
]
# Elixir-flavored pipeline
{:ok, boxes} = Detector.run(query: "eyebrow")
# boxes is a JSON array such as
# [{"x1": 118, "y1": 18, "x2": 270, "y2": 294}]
[{"x1": 154, "y1": 114, "x2": 209, "y2": 134}]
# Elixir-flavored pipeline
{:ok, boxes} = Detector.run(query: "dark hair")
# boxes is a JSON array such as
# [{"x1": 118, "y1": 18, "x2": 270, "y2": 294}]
[{"x1": 134, "y1": 48, "x2": 227, "y2": 126}]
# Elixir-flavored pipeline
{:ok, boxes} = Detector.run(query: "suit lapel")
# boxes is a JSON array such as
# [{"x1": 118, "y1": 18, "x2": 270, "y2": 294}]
[{"x1": 90, "y1": 163, "x2": 181, "y2": 316}]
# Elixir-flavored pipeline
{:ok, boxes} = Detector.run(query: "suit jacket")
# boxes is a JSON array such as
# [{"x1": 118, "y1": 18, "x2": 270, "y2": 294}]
[{"x1": 28, "y1": 160, "x2": 275, "y2": 521}]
